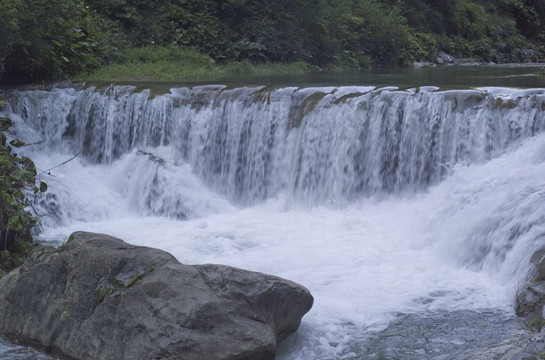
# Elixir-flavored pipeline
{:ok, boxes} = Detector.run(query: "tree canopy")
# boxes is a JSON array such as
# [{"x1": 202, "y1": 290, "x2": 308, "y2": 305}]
[{"x1": 0, "y1": 0, "x2": 544, "y2": 83}]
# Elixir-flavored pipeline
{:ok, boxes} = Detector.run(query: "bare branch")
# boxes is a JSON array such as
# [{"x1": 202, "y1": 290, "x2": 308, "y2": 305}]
[{"x1": 37, "y1": 152, "x2": 80, "y2": 177}]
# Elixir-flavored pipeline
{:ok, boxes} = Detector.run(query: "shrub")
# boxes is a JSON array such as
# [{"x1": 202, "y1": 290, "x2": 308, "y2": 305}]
[{"x1": 0, "y1": 114, "x2": 45, "y2": 254}]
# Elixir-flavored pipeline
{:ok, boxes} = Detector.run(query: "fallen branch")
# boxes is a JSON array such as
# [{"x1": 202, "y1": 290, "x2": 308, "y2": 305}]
[{"x1": 37, "y1": 152, "x2": 80, "y2": 177}]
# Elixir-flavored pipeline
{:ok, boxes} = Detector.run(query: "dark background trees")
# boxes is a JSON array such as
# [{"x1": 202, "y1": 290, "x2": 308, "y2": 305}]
[
  {"x1": 0, "y1": 0, "x2": 99, "y2": 83},
  {"x1": 0, "y1": 0, "x2": 544, "y2": 83}
]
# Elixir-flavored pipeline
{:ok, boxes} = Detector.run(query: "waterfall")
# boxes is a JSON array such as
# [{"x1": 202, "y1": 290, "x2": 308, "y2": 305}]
[
  {"x1": 4, "y1": 85, "x2": 545, "y2": 207},
  {"x1": 2, "y1": 83, "x2": 545, "y2": 359}
]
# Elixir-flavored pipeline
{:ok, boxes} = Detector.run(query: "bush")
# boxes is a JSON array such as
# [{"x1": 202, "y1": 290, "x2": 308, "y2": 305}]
[
  {"x1": 0, "y1": 0, "x2": 99, "y2": 83},
  {"x1": 410, "y1": 33, "x2": 438, "y2": 62},
  {"x1": 349, "y1": 1, "x2": 417, "y2": 67},
  {"x1": 0, "y1": 113, "x2": 45, "y2": 255}
]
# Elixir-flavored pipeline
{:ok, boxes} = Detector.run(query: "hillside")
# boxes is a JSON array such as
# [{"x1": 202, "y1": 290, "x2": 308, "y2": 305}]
[{"x1": 0, "y1": 0, "x2": 544, "y2": 83}]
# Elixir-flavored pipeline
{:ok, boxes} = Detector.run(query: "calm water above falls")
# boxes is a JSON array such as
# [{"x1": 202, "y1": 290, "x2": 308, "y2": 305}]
[{"x1": 2, "y1": 76, "x2": 545, "y2": 358}]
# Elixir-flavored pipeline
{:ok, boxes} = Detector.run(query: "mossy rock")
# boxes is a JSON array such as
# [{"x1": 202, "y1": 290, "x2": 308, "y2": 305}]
[
  {"x1": 0, "y1": 116, "x2": 13, "y2": 132},
  {"x1": 0, "y1": 240, "x2": 40, "y2": 274},
  {"x1": 495, "y1": 97, "x2": 517, "y2": 110}
]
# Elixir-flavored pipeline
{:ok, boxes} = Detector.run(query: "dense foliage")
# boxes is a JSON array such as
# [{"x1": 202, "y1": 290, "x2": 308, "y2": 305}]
[
  {"x1": 0, "y1": 113, "x2": 45, "y2": 262},
  {"x1": 1, "y1": 0, "x2": 544, "y2": 83},
  {"x1": 0, "y1": 0, "x2": 101, "y2": 83}
]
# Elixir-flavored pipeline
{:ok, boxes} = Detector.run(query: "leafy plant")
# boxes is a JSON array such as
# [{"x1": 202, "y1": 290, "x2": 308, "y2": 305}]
[{"x1": 0, "y1": 121, "x2": 46, "y2": 254}]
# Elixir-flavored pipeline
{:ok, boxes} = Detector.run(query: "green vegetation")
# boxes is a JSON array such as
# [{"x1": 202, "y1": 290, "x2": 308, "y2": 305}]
[
  {"x1": 1, "y1": 0, "x2": 545, "y2": 83},
  {"x1": 0, "y1": 114, "x2": 46, "y2": 272},
  {"x1": 93, "y1": 269, "x2": 149, "y2": 305},
  {"x1": 93, "y1": 276, "x2": 116, "y2": 305},
  {"x1": 0, "y1": 0, "x2": 99, "y2": 83},
  {"x1": 75, "y1": 46, "x2": 312, "y2": 82}
]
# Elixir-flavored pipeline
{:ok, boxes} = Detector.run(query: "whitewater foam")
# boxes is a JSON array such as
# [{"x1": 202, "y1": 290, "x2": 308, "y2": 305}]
[{"x1": 3, "y1": 85, "x2": 545, "y2": 358}]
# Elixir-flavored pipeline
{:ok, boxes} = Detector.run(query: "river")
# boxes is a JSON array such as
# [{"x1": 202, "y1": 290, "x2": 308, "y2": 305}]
[{"x1": 1, "y1": 65, "x2": 545, "y2": 359}]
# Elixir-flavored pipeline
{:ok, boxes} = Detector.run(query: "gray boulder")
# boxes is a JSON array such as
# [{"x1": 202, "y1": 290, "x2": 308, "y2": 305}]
[
  {"x1": 436, "y1": 52, "x2": 455, "y2": 65},
  {"x1": 0, "y1": 231, "x2": 313, "y2": 360}
]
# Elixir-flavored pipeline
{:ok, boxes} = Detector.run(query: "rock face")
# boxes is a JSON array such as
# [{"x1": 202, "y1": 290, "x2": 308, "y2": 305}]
[
  {"x1": 496, "y1": 247, "x2": 545, "y2": 360},
  {"x1": 516, "y1": 247, "x2": 545, "y2": 323},
  {"x1": 0, "y1": 232, "x2": 313, "y2": 360},
  {"x1": 436, "y1": 52, "x2": 455, "y2": 65}
]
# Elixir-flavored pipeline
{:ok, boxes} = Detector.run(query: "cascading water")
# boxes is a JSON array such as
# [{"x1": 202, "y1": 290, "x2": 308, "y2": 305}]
[{"x1": 1, "y1": 83, "x2": 545, "y2": 359}]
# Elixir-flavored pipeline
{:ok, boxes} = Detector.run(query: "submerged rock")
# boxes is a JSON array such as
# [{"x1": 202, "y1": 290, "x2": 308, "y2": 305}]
[{"x1": 0, "y1": 232, "x2": 313, "y2": 360}]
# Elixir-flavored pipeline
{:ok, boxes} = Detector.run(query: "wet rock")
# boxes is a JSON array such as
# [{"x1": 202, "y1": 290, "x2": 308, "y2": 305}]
[
  {"x1": 516, "y1": 282, "x2": 545, "y2": 320},
  {"x1": 500, "y1": 247, "x2": 545, "y2": 360},
  {"x1": 413, "y1": 61, "x2": 436, "y2": 68},
  {"x1": 498, "y1": 332, "x2": 545, "y2": 360},
  {"x1": 437, "y1": 52, "x2": 455, "y2": 65},
  {"x1": 0, "y1": 232, "x2": 313, "y2": 360},
  {"x1": 516, "y1": 248, "x2": 545, "y2": 321},
  {"x1": 0, "y1": 116, "x2": 12, "y2": 132}
]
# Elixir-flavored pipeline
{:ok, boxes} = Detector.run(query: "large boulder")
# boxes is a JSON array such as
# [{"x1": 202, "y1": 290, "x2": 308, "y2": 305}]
[{"x1": 0, "y1": 232, "x2": 313, "y2": 360}]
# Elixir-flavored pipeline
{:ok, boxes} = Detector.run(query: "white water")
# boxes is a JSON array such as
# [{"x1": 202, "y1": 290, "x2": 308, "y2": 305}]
[{"x1": 3, "y1": 84, "x2": 545, "y2": 359}]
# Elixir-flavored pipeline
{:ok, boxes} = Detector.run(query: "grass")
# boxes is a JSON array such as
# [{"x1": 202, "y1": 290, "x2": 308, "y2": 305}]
[
  {"x1": 74, "y1": 45, "x2": 313, "y2": 83},
  {"x1": 93, "y1": 276, "x2": 117, "y2": 305}
]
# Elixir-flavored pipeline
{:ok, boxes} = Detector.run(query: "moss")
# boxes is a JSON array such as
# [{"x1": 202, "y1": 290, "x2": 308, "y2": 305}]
[
  {"x1": 67, "y1": 233, "x2": 76, "y2": 243},
  {"x1": 495, "y1": 97, "x2": 517, "y2": 109},
  {"x1": 0, "y1": 240, "x2": 39, "y2": 273},
  {"x1": 466, "y1": 92, "x2": 486, "y2": 103},
  {"x1": 334, "y1": 92, "x2": 365, "y2": 105},
  {"x1": 126, "y1": 274, "x2": 144, "y2": 287},
  {"x1": 56, "y1": 242, "x2": 68, "y2": 252},
  {"x1": 0, "y1": 117, "x2": 12, "y2": 132},
  {"x1": 93, "y1": 277, "x2": 116, "y2": 305},
  {"x1": 525, "y1": 314, "x2": 545, "y2": 333},
  {"x1": 94, "y1": 265, "x2": 154, "y2": 305},
  {"x1": 288, "y1": 91, "x2": 328, "y2": 130}
]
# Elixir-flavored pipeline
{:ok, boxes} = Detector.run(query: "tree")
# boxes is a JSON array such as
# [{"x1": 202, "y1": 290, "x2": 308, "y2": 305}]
[
  {"x1": 0, "y1": 0, "x2": 20, "y2": 76},
  {"x1": 509, "y1": 0, "x2": 545, "y2": 41},
  {"x1": 0, "y1": 0, "x2": 99, "y2": 83}
]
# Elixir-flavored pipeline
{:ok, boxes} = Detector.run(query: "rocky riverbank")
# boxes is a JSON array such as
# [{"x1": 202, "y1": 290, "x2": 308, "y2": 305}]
[{"x1": 414, "y1": 48, "x2": 544, "y2": 69}]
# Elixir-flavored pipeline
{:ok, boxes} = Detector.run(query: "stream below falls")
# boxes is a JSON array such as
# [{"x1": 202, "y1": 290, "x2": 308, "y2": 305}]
[{"x1": 1, "y1": 77, "x2": 545, "y2": 359}]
